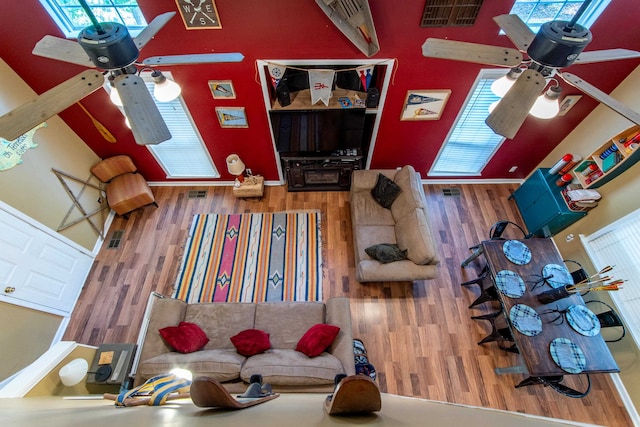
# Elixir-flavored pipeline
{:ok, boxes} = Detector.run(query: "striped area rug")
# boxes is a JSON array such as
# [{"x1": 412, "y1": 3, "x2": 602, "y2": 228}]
[{"x1": 173, "y1": 211, "x2": 322, "y2": 303}]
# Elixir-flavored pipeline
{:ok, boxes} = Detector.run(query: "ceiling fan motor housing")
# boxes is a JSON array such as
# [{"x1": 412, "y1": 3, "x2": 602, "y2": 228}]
[
  {"x1": 527, "y1": 21, "x2": 592, "y2": 68},
  {"x1": 78, "y1": 22, "x2": 139, "y2": 70}
]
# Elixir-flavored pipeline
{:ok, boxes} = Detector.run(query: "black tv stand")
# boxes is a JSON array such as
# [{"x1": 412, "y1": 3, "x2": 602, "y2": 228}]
[{"x1": 281, "y1": 154, "x2": 363, "y2": 191}]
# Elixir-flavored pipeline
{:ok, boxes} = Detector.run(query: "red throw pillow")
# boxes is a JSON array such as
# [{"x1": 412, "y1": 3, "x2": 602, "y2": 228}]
[
  {"x1": 230, "y1": 329, "x2": 271, "y2": 357},
  {"x1": 295, "y1": 324, "x2": 340, "y2": 357},
  {"x1": 159, "y1": 321, "x2": 209, "y2": 354}
]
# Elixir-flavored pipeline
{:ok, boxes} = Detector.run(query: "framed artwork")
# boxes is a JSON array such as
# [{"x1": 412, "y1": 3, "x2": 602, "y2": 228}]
[
  {"x1": 208, "y1": 80, "x2": 236, "y2": 99},
  {"x1": 400, "y1": 90, "x2": 451, "y2": 121},
  {"x1": 557, "y1": 95, "x2": 583, "y2": 117},
  {"x1": 216, "y1": 107, "x2": 248, "y2": 128},
  {"x1": 175, "y1": 0, "x2": 222, "y2": 29}
]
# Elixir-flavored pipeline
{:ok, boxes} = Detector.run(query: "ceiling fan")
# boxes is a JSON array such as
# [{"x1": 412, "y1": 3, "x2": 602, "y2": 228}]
[
  {"x1": 421, "y1": 0, "x2": 640, "y2": 139},
  {"x1": 0, "y1": 1, "x2": 244, "y2": 146}
]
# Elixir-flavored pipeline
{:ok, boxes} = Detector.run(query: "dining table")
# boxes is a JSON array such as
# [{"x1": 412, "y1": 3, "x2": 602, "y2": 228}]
[{"x1": 479, "y1": 238, "x2": 619, "y2": 380}]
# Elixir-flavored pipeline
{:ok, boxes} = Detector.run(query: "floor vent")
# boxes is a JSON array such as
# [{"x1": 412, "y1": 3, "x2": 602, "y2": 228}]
[
  {"x1": 107, "y1": 230, "x2": 124, "y2": 249},
  {"x1": 188, "y1": 190, "x2": 207, "y2": 199},
  {"x1": 442, "y1": 188, "x2": 461, "y2": 197}
]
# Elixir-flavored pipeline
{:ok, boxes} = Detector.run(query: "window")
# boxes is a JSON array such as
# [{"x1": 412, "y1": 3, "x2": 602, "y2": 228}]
[
  {"x1": 139, "y1": 73, "x2": 219, "y2": 179},
  {"x1": 39, "y1": 0, "x2": 147, "y2": 38},
  {"x1": 429, "y1": 69, "x2": 506, "y2": 176},
  {"x1": 581, "y1": 208, "x2": 640, "y2": 348},
  {"x1": 509, "y1": 0, "x2": 611, "y2": 33}
]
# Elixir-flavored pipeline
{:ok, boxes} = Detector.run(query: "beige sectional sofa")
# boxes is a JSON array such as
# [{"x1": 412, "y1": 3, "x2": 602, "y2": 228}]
[
  {"x1": 350, "y1": 165, "x2": 440, "y2": 282},
  {"x1": 134, "y1": 296, "x2": 355, "y2": 393}
]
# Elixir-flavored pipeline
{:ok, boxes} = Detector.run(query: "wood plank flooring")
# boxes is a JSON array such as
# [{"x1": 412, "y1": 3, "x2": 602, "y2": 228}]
[{"x1": 63, "y1": 183, "x2": 632, "y2": 426}]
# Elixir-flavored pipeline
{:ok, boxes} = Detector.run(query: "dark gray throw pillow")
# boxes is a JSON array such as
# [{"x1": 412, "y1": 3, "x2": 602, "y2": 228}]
[
  {"x1": 365, "y1": 244, "x2": 408, "y2": 264},
  {"x1": 371, "y1": 173, "x2": 401, "y2": 209}
]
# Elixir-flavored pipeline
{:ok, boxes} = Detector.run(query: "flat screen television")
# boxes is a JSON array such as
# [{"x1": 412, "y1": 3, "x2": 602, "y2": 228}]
[{"x1": 270, "y1": 109, "x2": 366, "y2": 154}]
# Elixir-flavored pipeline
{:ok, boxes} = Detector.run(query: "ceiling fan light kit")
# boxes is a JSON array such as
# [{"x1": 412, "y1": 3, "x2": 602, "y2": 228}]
[
  {"x1": 151, "y1": 70, "x2": 182, "y2": 102},
  {"x1": 530, "y1": 85, "x2": 562, "y2": 119},
  {"x1": 490, "y1": 67, "x2": 523, "y2": 97}
]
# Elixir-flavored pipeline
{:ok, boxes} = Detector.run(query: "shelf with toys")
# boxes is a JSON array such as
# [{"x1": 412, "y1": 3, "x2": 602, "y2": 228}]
[{"x1": 572, "y1": 125, "x2": 640, "y2": 189}]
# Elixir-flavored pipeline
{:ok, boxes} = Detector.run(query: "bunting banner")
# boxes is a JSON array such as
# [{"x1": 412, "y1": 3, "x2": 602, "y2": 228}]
[
  {"x1": 356, "y1": 65, "x2": 374, "y2": 91},
  {"x1": 308, "y1": 69, "x2": 335, "y2": 106},
  {"x1": 267, "y1": 63, "x2": 286, "y2": 90}
]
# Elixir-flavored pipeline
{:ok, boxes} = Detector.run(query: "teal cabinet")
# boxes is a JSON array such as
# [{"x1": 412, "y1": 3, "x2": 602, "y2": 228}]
[{"x1": 511, "y1": 168, "x2": 587, "y2": 237}]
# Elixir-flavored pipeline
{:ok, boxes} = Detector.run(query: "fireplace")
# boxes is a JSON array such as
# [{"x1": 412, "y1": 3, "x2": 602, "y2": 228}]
[{"x1": 282, "y1": 155, "x2": 362, "y2": 191}]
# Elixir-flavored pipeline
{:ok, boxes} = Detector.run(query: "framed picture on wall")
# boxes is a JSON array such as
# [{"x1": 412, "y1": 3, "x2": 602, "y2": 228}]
[
  {"x1": 400, "y1": 90, "x2": 451, "y2": 121},
  {"x1": 216, "y1": 107, "x2": 248, "y2": 128},
  {"x1": 175, "y1": 0, "x2": 222, "y2": 29},
  {"x1": 209, "y1": 80, "x2": 236, "y2": 99}
]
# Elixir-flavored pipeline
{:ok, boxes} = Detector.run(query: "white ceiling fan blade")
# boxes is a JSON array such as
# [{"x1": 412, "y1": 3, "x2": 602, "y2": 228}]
[
  {"x1": 574, "y1": 49, "x2": 640, "y2": 64},
  {"x1": 0, "y1": 70, "x2": 103, "y2": 141},
  {"x1": 486, "y1": 69, "x2": 546, "y2": 139},
  {"x1": 32, "y1": 35, "x2": 94, "y2": 68},
  {"x1": 560, "y1": 72, "x2": 640, "y2": 126},
  {"x1": 493, "y1": 14, "x2": 535, "y2": 52},
  {"x1": 114, "y1": 74, "x2": 171, "y2": 145},
  {"x1": 134, "y1": 11, "x2": 176, "y2": 50},
  {"x1": 142, "y1": 52, "x2": 245, "y2": 66},
  {"x1": 422, "y1": 38, "x2": 522, "y2": 67}
]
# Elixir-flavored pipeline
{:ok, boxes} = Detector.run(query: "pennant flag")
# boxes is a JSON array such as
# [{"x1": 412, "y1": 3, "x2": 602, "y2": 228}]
[
  {"x1": 0, "y1": 122, "x2": 47, "y2": 171},
  {"x1": 356, "y1": 65, "x2": 374, "y2": 91},
  {"x1": 267, "y1": 63, "x2": 286, "y2": 90},
  {"x1": 407, "y1": 94, "x2": 442, "y2": 105},
  {"x1": 308, "y1": 69, "x2": 335, "y2": 106}
]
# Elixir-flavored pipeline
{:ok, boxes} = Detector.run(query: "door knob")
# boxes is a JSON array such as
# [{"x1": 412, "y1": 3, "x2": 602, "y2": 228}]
[{"x1": 4, "y1": 286, "x2": 15, "y2": 294}]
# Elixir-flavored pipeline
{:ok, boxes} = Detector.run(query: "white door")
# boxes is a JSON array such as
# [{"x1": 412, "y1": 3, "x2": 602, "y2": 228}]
[{"x1": 0, "y1": 202, "x2": 94, "y2": 316}]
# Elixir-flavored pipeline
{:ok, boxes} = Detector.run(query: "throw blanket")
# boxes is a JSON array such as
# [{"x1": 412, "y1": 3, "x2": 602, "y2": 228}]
[{"x1": 173, "y1": 211, "x2": 322, "y2": 303}]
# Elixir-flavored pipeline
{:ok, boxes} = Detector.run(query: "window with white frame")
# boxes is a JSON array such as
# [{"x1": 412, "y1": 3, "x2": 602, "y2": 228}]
[
  {"x1": 429, "y1": 69, "x2": 506, "y2": 176},
  {"x1": 39, "y1": 0, "x2": 147, "y2": 38},
  {"x1": 509, "y1": 0, "x2": 611, "y2": 33},
  {"x1": 104, "y1": 72, "x2": 219, "y2": 179}
]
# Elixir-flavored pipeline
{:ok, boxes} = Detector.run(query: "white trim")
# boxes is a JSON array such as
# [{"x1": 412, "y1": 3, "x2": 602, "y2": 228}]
[{"x1": 610, "y1": 373, "x2": 640, "y2": 427}]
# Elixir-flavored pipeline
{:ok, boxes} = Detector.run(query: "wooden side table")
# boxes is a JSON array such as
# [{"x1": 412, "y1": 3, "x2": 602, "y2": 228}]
[{"x1": 233, "y1": 175, "x2": 264, "y2": 198}]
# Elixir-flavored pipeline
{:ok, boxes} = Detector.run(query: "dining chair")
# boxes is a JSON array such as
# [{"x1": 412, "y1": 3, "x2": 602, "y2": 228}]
[
  {"x1": 470, "y1": 310, "x2": 518, "y2": 353},
  {"x1": 90, "y1": 155, "x2": 157, "y2": 219},
  {"x1": 461, "y1": 266, "x2": 500, "y2": 308},
  {"x1": 515, "y1": 374, "x2": 591, "y2": 398},
  {"x1": 462, "y1": 220, "x2": 529, "y2": 267},
  {"x1": 585, "y1": 300, "x2": 626, "y2": 342},
  {"x1": 563, "y1": 259, "x2": 590, "y2": 296}
]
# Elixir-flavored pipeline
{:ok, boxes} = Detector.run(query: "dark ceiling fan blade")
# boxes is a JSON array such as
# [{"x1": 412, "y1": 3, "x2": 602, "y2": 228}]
[
  {"x1": 560, "y1": 72, "x2": 640, "y2": 126},
  {"x1": 485, "y1": 69, "x2": 546, "y2": 139},
  {"x1": 32, "y1": 35, "x2": 94, "y2": 67},
  {"x1": 574, "y1": 48, "x2": 640, "y2": 64},
  {"x1": 113, "y1": 74, "x2": 171, "y2": 145},
  {"x1": 422, "y1": 38, "x2": 522, "y2": 67},
  {"x1": 0, "y1": 70, "x2": 103, "y2": 141},
  {"x1": 142, "y1": 52, "x2": 245, "y2": 66},
  {"x1": 134, "y1": 12, "x2": 177, "y2": 50},
  {"x1": 493, "y1": 14, "x2": 535, "y2": 52}
]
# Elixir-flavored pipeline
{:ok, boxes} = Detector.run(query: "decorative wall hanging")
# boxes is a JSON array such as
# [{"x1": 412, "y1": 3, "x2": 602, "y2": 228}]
[
  {"x1": 315, "y1": 0, "x2": 380, "y2": 57},
  {"x1": 400, "y1": 90, "x2": 451, "y2": 121},
  {"x1": 0, "y1": 122, "x2": 46, "y2": 171},
  {"x1": 558, "y1": 95, "x2": 583, "y2": 117},
  {"x1": 208, "y1": 80, "x2": 236, "y2": 99},
  {"x1": 308, "y1": 69, "x2": 336, "y2": 106},
  {"x1": 175, "y1": 0, "x2": 222, "y2": 29},
  {"x1": 216, "y1": 107, "x2": 248, "y2": 128}
]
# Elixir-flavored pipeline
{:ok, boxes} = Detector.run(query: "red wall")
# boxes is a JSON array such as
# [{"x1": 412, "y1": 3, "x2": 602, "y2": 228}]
[{"x1": 1, "y1": 0, "x2": 639, "y2": 181}]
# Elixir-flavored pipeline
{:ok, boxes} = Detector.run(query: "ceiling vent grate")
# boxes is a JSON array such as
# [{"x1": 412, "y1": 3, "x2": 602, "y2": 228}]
[
  {"x1": 421, "y1": 0, "x2": 484, "y2": 27},
  {"x1": 442, "y1": 188, "x2": 461, "y2": 197},
  {"x1": 188, "y1": 190, "x2": 207, "y2": 199},
  {"x1": 107, "y1": 230, "x2": 124, "y2": 249}
]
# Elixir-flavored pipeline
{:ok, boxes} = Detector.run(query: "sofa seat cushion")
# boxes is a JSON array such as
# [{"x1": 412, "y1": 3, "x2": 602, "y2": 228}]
[
  {"x1": 138, "y1": 349, "x2": 244, "y2": 382},
  {"x1": 185, "y1": 303, "x2": 256, "y2": 350},
  {"x1": 351, "y1": 190, "x2": 395, "y2": 226},
  {"x1": 240, "y1": 349, "x2": 343, "y2": 386},
  {"x1": 395, "y1": 209, "x2": 437, "y2": 265},
  {"x1": 355, "y1": 225, "x2": 397, "y2": 261}
]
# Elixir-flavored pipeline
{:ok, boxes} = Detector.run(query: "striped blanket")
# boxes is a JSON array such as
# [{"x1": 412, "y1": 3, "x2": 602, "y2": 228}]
[{"x1": 173, "y1": 211, "x2": 322, "y2": 303}]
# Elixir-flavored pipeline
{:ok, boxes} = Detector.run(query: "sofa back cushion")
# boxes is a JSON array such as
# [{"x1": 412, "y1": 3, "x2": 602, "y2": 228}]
[
  {"x1": 185, "y1": 303, "x2": 256, "y2": 350},
  {"x1": 395, "y1": 208, "x2": 438, "y2": 265},
  {"x1": 390, "y1": 166, "x2": 425, "y2": 221},
  {"x1": 254, "y1": 302, "x2": 325, "y2": 349}
]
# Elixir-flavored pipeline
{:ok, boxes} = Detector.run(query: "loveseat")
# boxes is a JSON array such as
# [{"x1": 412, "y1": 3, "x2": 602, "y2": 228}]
[
  {"x1": 134, "y1": 296, "x2": 355, "y2": 393},
  {"x1": 350, "y1": 165, "x2": 440, "y2": 282}
]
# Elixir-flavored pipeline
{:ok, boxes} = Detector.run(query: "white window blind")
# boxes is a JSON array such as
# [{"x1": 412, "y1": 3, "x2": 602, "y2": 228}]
[
  {"x1": 140, "y1": 73, "x2": 219, "y2": 178},
  {"x1": 429, "y1": 69, "x2": 506, "y2": 176},
  {"x1": 581, "y1": 208, "x2": 640, "y2": 348},
  {"x1": 510, "y1": 0, "x2": 611, "y2": 33}
]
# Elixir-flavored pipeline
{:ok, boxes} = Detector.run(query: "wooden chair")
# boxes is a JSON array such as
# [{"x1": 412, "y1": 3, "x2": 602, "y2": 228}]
[{"x1": 90, "y1": 155, "x2": 157, "y2": 218}]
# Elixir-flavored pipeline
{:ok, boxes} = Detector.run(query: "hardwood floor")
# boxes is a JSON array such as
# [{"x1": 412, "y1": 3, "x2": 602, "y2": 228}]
[{"x1": 64, "y1": 183, "x2": 632, "y2": 426}]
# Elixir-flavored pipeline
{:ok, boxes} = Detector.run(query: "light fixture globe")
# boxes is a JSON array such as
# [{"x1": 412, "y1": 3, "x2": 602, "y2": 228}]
[
  {"x1": 490, "y1": 68, "x2": 523, "y2": 98},
  {"x1": 530, "y1": 85, "x2": 562, "y2": 119},
  {"x1": 59, "y1": 358, "x2": 89, "y2": 387},
  {"x1": 151, "y1": 70, "x2": 181, "y2": 102}
]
